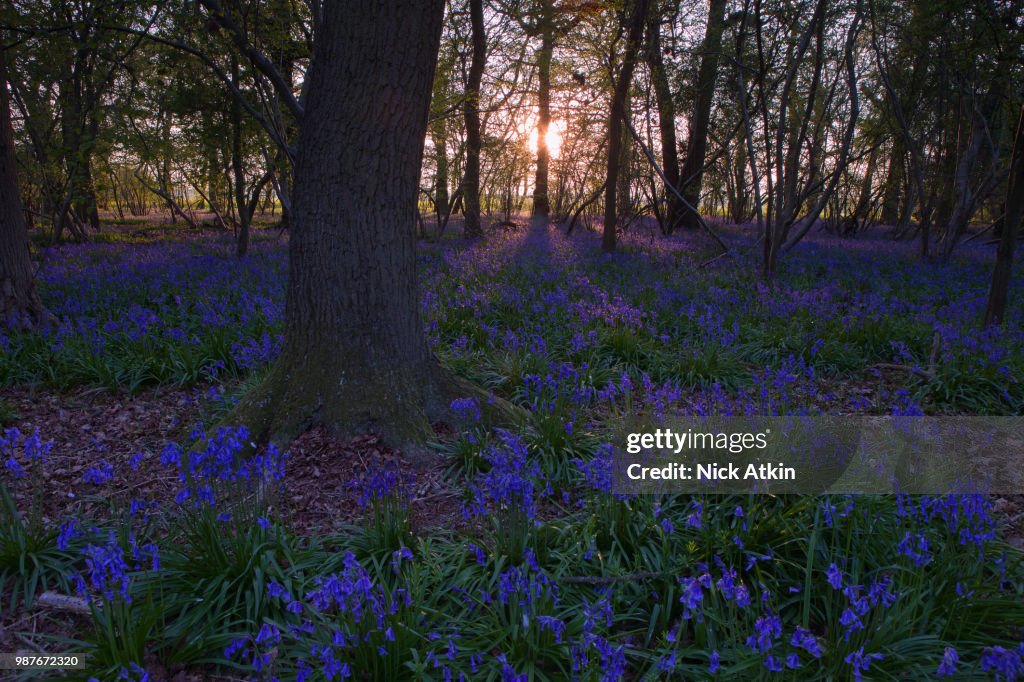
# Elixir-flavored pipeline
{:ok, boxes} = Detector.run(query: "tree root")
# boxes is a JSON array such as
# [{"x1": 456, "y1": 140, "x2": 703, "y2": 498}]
[{"x1": 222, "y1": 353, "x2": 524, "y2": 466}]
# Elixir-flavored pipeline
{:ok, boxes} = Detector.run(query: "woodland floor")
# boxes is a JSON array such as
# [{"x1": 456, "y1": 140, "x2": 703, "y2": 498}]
[{"x1": 2, "y1": 215, "x2": 1023, "y2": 680}]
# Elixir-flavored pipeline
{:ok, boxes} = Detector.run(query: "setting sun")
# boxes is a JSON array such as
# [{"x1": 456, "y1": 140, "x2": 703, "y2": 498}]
[{"x1": 527, "y1": 119, "x2": 566, "y2": 158}]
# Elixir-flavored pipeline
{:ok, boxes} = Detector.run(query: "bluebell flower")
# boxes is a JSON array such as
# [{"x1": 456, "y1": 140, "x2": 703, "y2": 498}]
[
  {"x1": 57, "y1": 519, "x2": 81, "y2": 551},
  {"x1": 980, "y1": 645, "x2": 1023, "y2": 680},
  {"x1": 790, "y1": 627, "x2": 821, "y2": 658},
  {"x1": 467, "y1": 543, "x2": 487, "y2": 566},
  {"x1": 678, "y1": 576, "x2": 705, "y2": 621},
  {"x1": 78, "y1": 531, "x2": 133, "y2": 603},
  {"x1": 117, "y1": 663, "x2": 151, "y2": 682},
  {"x1": 83, "y1": 459, "x2": 114, "y2": 485},
  {"x1": 746, "y1": 614, "x2": 781, "y2": 653},
  {"x1": 465, "y1": 430, "x2": 543, "y2": 522},
  {"x1": 451, "y1": 397, "x2": 482, "y2": 422},
  {"x1": 4, "y1": 456, "x2": 24, "y2": 478},
  {"x1": 826, "y1": 563, "x2": 843, "y2": 589},
  {"x1": 845, "y1": 647, "x2": 883, "y2": 682},
  {"x1": 936, "y1": 647, "x2": 958, "y2": 676}
]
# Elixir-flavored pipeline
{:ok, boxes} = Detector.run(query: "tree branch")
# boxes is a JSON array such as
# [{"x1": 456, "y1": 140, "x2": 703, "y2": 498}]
[{"x1": 196, "y1": 0, "x2": 304, "y2": 120}]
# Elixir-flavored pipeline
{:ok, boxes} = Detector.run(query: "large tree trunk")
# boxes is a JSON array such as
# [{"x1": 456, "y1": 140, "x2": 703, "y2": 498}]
[
  {"x1": 983, "y1": 105, "x2": 1024, "y2": 327},
  {"x1": 532, "y1": 2, "x2": 554, "y2": 218},
  {"x1": 0, "y1": 49, "x2": 46, "y2": 328},
  {"x1": 231, "y1": 0, "x2": 494, "y2": 459},
  {"x1": 603, "y1": 0, "x2": 650, "y2": 253},
  {"x1": 463, "y1": 0, "x2": 486, "y2": 239},
  {"x1": 677, "y1": 0, "x2": 726, "y2": 229}
]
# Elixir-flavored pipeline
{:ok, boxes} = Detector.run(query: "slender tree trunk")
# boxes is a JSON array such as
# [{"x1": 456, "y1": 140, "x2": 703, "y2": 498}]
[
  {"x1": 0, "y1": 49, "x2": 46, "y2": 327},
  {"x1": 616, "y1": 87, "x2": 633, "y2": 220},
  {"x1": 533, "y1": 3, "x2": 554, "y2": 218},
  {"x1": 603, "y1": 0, "x2": 650, "y2": 252},
  {"x1": 678, "y1": 0, "x2": 726, "y2": 229},
  {"x1": 463, "y1": 0, "x2": 486, "y2": 238},
  {"x1": 880, "y1": 139, "x2": 904, "y2": 226},
  {"x1": 231, "y1": 57, "x2": 250, "y2": 256},
  {"x1": 204, "y1": 113, "x2": 222, "y2": 216},
  {"x1": 931, "y1": 103, "x2": 961, "y2": 252},
  {"x1": 62, "y1": 64, "x2": 91, "y2": 237},
  {"x1": 77, "y1": 152, "x2": 100, "y2": 230},
  {"x1": 231, "y1": 0, "x2": 501, "y2": 458},
  {"x1": 944, "y1": 84, "x2": 1002, "y2": 261},
  {"x1": 763, "y1": 0, "x2": 827, "y2": 277},
  {"x1": 983, "y1": 105, "x2": 1024, "y2": 327},
  {"x1": 646, "y1": 6, "x2": 681, "y2": 232},
  {"x1": 429, "y1": 43, "x2": 454, "y2": 229},
  {"x1": 853, "y1": 145, "x2": 878, "y2": 225},
  {"x1": 433, "y1": 131, "x2": 449, "y2": 225}
]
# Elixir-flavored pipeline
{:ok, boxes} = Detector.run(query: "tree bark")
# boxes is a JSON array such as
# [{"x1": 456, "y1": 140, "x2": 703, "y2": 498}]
[
  {"x1": 603, "y1": 0, "x2": 650, "y2": 253},
  {"x1": 983, "y1": 105, "x2": 1024, "y2": 327},
  {"x1": 677, "y1": 0, "x2": 726, "y2": 229},
  {"x1": 0, "y1": 48, "x2": 46, "y2": 328},
  {"x1": 463, "y1": 0, "x2": 486, "y2": 238},
  {"x1": 230, "y1": 0, "x2": 502, "y2": 459}
]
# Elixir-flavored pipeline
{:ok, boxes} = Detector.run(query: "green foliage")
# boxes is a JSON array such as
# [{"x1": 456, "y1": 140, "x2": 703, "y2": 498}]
[{"x1": 0, "y1": 485, "x2": 74, "y2": 614}]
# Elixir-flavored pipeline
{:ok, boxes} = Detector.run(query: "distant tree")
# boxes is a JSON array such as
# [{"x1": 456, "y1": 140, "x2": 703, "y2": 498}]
[
  {"x1": 644, "y1": 0, "x2": 681, "y2": 233},
  {"x1": 602, "y1": 0, "x2": 650, "y2": 252},
  {"x1": 530, "y1": 0, "x2": 555, "y2": 218},
  {"x1": 496, "y1": 0, "x2": 600, "y2": 219},
  {"x1": 427, "y1": 41, "x2": 456, "y2": 233},
  {"x1": 6, "y1": 1, "x2": 129, "y2": 242},
  {"x1": 0, "y1": 46, "x2": 45, "y2": 327},
  {"x1": 677, "y1": 0, "x2": 726, "y2": 231},
  {"x1": 984, "y1": 105, "x2": 1024, "y2": 328},
  {"x1": 756, "y1": 0, "x2": 864, "y2": 278},
  {"x1": 463, "y1": 0, "x2": 487, "y2": 238}
]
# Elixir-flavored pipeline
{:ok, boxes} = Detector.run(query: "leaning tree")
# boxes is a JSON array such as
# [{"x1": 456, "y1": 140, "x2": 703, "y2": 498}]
[{"x1": 0, "y1": 46, "x2": 46, "y2": 327}]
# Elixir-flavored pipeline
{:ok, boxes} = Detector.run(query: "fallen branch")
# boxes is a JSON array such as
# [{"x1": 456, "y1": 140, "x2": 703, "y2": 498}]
[
  {"x1": 870, "y1": 363, "x2": 935, "y2": 382},
  {"x1": 36, "y1": 591, "x2": 92, "y2": 615},
  {"x1": 620, "y1": 111, "x2": 731, "y2": 257},
  {"x1": 699, "y1": 250, "x2": 732, "y2": 269},
  {"x1": 870, "y1": 332, "x2": 940, "y2": 381}
]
